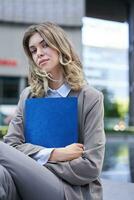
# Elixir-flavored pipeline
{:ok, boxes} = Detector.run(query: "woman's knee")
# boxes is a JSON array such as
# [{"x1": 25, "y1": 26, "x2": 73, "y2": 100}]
[
  {"x1": 0, "y1": 165, "x2": 10, "y2": 184},
  {"x1": 0, "y1": 165, "x2": 10, "y2": 199},
  {"x1": 0, "y1": 165, "x2": 19, "y2": 200},
  {"x1": 0, "y1": 142, "x2": 7, "y2": 155}
]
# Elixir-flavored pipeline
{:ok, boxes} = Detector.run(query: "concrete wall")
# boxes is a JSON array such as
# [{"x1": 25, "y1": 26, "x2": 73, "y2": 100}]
[
  {"x1": 0, "y1": 0, "x2": 85, "y2": 77},
  {"x1": 0, "y1": 24, "x2": 28, "y2": 77},
  {"x1": 0, "y1": 0, "x2": 84, "y2": 26},
  {"x1": 0, "y1": 24, "x2": 82, "y2": 77}
]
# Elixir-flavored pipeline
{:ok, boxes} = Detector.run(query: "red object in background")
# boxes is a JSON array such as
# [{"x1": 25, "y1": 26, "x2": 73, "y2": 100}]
[{"x1": 0, "y1": 59, "x2": 17, "y2": 67}]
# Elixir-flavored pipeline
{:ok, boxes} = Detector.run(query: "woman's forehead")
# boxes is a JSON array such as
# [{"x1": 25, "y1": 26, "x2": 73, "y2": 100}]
[{"x1": 29, "y1": 32, "x2": 43, "y2": 48}]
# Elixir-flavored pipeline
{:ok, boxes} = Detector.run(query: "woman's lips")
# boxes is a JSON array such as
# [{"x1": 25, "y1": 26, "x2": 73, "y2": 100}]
[{"x1": 39, "y1": 58, "x2": 49, "y2": 66}]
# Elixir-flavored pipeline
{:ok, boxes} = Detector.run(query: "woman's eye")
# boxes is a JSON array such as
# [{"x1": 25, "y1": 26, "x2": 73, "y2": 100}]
[
  {"x1": 30, "y1": 49, "x2": 37, "y2": 54},
  {"x1": 42, "y1": 41, "x2": 48, "y2": 48}
]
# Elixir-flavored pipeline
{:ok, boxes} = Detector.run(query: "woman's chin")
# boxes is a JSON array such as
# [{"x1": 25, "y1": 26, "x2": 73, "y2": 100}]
[{"x1": 39, "y1": 67, "x2": 49, "y2": 74}]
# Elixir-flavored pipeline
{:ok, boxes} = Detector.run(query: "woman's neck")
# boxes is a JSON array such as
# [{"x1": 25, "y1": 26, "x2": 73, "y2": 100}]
[
  {"x1": 48, "y1": 73, "x2": 65, "y2": 90},
  {"x1": 49, "y1": 80, "x2": 64, "y2": 90},
  {"x1": 47, "y1": 66, "x2": 65, "y2": 89}
]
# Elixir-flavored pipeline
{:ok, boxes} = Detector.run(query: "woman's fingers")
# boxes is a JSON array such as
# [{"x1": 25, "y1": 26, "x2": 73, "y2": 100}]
[
  {"x1": 66, "y1": 143, "x2": 84, "y2": 149},
  {"x1": 49, "y1": 143, "x2": 85, "y2": 162}
]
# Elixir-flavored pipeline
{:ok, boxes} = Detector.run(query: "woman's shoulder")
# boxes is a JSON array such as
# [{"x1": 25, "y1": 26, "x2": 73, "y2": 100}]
[
  {"x1": 20, "y1": 86, "x2": 31, "y2": 100},
  {"x1": 78, "y1": 84, "x2": 104, "y2": 114},
  {"x1": 80, "y1": 84, "x2": 103, "y2": 101}
]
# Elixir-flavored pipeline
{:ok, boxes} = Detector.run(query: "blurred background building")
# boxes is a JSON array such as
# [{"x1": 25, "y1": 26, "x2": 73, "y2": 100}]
[
  {"x1": 82, "y1": 17, "x2": 129, "y2": 130},
  {"x1": 1, "y1": 0, "x2": 134, "y2": 184},
  {"x1": 83, "y1": 17, "x2": 128, "y2": 101},
  {"x1": 0, "y1": 0, "x2": 134, "y2": 126},
  {"x1": 0, "y1": 0, "x2": 84, "y2": 107}
]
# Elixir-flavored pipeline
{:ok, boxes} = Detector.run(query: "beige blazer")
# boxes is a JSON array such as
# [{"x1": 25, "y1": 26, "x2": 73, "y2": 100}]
[{"x1": 4, "y1": 84, "x2": 105, "y2": 200}]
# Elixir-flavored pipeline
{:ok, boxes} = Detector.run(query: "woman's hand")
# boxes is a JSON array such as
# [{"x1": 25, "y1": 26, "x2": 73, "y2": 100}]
[{"x1": 49, "y1": 143, "x2": 84, "y2": 162}]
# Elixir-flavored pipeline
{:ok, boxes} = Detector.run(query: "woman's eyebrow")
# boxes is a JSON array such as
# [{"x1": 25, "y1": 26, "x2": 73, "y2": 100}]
[
  {"x1": 40, "y1": 40, "x2": 47, "y2": 45},
  {"x1": 29, "y1": 39, "x2": 44, "y2": 49},
  {"x1": 29, "y1": 46, "x2": 35, "y2": 50}
]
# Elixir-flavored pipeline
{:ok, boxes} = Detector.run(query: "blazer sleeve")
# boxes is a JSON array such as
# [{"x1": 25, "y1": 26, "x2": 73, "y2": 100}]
[
  {"x1": 45, "y1": 88, "x2": 106, "y2": 186},
  {"x1": 3, "y1": 87, "x2": 44, "y2": 156}
]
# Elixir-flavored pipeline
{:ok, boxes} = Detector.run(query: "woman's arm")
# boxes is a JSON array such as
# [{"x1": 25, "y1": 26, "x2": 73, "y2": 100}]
[
  {"x1": 3, "y1": 87, "x2": 44, "y2": 156},
  {"x1": 49, "y1": 143, "x2": 84, "y2": 162},
  {"x1": 45, "y1": 88, "x2": 106, "y2": 186},
  {"x1": 4, "y1": 87, "x2": 83, "y2": 162}
]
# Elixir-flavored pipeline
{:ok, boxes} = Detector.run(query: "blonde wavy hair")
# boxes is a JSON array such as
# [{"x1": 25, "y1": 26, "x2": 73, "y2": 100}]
[{"x1": 23, "y1": 22, "x2": 85, "y2": 97}]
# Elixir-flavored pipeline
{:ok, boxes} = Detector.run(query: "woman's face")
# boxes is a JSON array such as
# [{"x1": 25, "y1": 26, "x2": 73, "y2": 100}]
[{"x1": 28, "y1": 32, "x2": 61, "y2": 76}]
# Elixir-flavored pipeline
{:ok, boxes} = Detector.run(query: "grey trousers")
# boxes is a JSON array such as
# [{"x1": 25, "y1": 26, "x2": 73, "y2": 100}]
[
  {"x1": 0, "y1": 165, "x2": 21, "y2": 200},
  {"x1": 0, "y1": 142, "x2": 65, "y2": 200}
]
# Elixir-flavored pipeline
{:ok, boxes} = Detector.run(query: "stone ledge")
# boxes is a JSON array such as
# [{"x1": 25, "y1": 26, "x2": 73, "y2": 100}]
[{"x1": 102, "y1": 179, "x2": 134, "y2": 200}]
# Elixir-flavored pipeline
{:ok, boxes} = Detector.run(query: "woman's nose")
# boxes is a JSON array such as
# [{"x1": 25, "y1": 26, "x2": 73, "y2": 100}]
[{"x1": 37, "y1": 48, "x2": 45, "y2": 57}]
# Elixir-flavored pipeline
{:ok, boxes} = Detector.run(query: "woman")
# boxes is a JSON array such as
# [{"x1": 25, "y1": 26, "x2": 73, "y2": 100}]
[{"x1": 0, "y1": 22, "x2": 105, "y2": 200}]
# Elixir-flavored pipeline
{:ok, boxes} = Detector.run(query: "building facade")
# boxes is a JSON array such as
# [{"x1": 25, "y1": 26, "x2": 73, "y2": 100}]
[{"x1": 0, "y1": 0, "x2": 84, "y2": 105}]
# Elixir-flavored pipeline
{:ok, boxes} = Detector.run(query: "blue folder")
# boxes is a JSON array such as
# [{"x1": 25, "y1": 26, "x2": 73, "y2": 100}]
[{"x1": 24, "y1": 97, "x2": 78, "y2": 148}]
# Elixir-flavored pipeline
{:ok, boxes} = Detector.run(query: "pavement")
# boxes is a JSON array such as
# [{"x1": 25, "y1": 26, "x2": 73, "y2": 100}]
[{"x1": 102, "y1": 179, "x2": 134, "y2": 200}]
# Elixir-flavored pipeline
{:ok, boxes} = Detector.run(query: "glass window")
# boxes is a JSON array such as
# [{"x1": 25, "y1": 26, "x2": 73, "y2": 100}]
[{"x1": 0, "y1": 77, "x2": 19, "y2": 104}]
